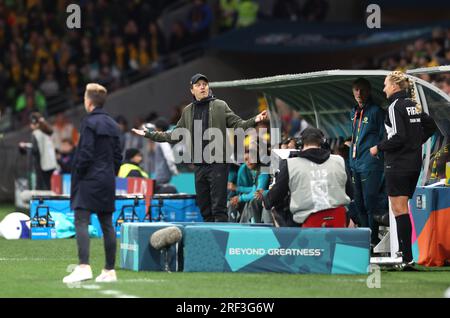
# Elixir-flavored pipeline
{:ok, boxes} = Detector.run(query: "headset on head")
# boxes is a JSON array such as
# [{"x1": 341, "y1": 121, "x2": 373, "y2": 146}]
[{"x1": 297, "y1": 128, "x2": 328, "y2": 150}]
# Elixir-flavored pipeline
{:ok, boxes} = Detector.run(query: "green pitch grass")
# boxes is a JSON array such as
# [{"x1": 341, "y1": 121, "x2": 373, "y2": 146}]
[{"x1": 1, "y1": 204, "x2": 449, "y2": 298}]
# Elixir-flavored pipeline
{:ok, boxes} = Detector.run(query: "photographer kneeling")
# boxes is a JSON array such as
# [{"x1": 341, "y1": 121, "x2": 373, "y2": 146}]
[{"x1": 263, "y1": 128, "x2": 350, "y2": 227}]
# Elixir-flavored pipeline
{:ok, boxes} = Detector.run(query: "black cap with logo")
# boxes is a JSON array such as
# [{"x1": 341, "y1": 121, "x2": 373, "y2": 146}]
[{"x1": 190, "y1": 73, "x2": 208, "y2": 86}]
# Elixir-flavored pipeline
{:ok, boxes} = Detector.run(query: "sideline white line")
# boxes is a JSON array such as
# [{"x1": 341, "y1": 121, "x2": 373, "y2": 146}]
[
  {"x1": 99, "y1": 289, "x2": 140, "y2": 298},
  {"x1": 117, "y1": 295, "x2": 139, "y2": 298},
  {"x1": 117, "y1": 279, "x2": 166, "y2": 283},
  {"x1": 81, "y1": 284, "x2": 101, "y2": 290},
  {"x1": 99, "y1": 290, "x2": 122, "y2": 296}
]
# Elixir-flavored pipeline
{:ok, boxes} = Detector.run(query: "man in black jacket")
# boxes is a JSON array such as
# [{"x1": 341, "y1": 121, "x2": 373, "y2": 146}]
[
  {"x1": 64, "y1": 83, "x2": 122, "y2": 284},
  {"x1": 370, "y1": 71, "x2": 437, "y2": 269}
]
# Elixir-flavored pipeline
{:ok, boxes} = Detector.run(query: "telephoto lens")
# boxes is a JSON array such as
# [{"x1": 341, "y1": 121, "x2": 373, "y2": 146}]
[{"x1": 143, "y1": 123, "x2": 155, "y2": 133}]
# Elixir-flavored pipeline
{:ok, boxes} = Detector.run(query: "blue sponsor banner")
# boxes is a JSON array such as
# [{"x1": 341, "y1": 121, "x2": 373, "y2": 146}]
[
  {"x1": 183, "y1": 226, "x2": 370, "y2": 274},
  {"x1": 120, "y1": 223, "x2": 370, "y2": 274}
]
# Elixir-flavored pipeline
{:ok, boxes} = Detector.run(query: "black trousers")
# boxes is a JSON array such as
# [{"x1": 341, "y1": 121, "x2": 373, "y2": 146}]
[
  {"x1": 194, "y1": 164, "x2": 228, "y2": 222},
  {"x1": 36, "y1": 168, "x2": 54, "y2": 190},
  {"x1": 75, "y1": 209, "x2": 116, "y2": 270}
]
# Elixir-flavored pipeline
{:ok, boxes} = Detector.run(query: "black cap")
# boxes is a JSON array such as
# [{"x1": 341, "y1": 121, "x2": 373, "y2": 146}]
[
  {"x1": 125, "y1": 148, "x2": 141, "y2": 161},
  {"x1": 301, "y1": 127, "x2": 324, "y2": 140},
  {"x1": 190, "y1": 73, "x2": 208, "y2": 85}
]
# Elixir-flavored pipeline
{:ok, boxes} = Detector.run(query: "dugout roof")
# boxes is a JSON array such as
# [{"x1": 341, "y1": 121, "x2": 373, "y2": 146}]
[{"x1": 210, "y1": 68, "x2": 450, "y2": 140}]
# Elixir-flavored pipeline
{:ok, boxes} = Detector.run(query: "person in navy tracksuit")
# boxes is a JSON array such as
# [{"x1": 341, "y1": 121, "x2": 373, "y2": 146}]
[{"x1": 349, "y1": 78, "x2": 387, "y2": 247}]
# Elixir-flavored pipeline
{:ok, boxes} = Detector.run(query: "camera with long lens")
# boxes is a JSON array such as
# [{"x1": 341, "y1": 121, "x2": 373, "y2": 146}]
[
  {"x1": 30, "y1": 113, "x2": 40, "y2": 125},
  {"x1": 142, "y1": 123, "x2": 156, "y2": 133}
]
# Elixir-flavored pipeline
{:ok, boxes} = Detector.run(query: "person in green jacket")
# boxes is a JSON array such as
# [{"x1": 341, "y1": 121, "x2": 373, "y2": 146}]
[
  {"x1": 132, "y1": 73, "x2": 267, "y2": 222},
  {"x1": 15, "y1": 82, "x2": 47, "y2": 114}
]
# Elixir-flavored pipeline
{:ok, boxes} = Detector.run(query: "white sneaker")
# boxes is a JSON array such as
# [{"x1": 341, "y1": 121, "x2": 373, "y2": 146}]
[
  {"x1": 95, "y1": 269, "x2": 117, "y2": 283},
  {"x1": 63, "y1": 265, "x2": 93, "y2": 284}
]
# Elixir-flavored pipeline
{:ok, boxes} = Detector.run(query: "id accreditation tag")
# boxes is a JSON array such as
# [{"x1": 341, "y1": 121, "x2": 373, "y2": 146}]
[{"x1": 352, "y1": 144, "x2": 357, "y2": 159}]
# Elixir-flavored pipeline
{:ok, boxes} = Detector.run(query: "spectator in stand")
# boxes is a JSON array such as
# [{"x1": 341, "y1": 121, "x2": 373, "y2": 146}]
[
  {"x1": 236, "y1": 0, "x2": 259, "y2": 28},
  {"x1": 1, "y1": 1, "x2": 251, "y2": 127},
  {"x1": 137, "y1": 37, "x2": 152, "y2": 73},
  {"x1": 51, "y1": 113, "x2": 80, "y2": 152},
  {"x1": 113, "y1": 36, "x2": 127, "y2": 75},
  {"x1": 91, "y1": 52, "x2": 121, "y2": 90},
  {"x1": 169, "y1": 21, "x2": 191, "y2": 54},
  {"x1": 39, "y1": 68, "x2": 60, "y2": 98},
  {"x1": 217, "y1": 0, "x2": 239, "y2": 32},
  {"x1": 186, "y1": 0, "x2": 213, "y2": 43},
  {"x1": 66, "y1": 63, "x2": 82, "y2": 104},
  {"x1": 273, "y1": 0, "x2": 302, "y2": 21},
  {"x1": 301, "y1": 0, "x2": 329, "y2": 22},
  {"x1": 15, "y1": 82, "x2": 47, "y2": 125},
  {"x1": 147, "y1": 21, "x2": 167, "y2": 63}
]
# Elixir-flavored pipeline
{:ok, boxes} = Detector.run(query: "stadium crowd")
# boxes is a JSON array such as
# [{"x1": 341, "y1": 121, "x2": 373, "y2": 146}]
[{"x1": 0, "y1": 0, "x2": 331, "y2": 130}]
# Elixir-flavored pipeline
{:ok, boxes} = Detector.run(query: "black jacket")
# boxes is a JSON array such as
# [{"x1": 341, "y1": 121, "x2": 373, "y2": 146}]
[
  {"x1": 71, "y1": 108, "x2": 123, "y2": 213},
  {"x1": 377, "y1": 91, "x2": 437, "y2": 173},
  {"x1": 193, "y1": 95, "x2": 215, "y2": 164},
  {"x1": 58, "y1": 149, "x2": 76, "y2": 174}
]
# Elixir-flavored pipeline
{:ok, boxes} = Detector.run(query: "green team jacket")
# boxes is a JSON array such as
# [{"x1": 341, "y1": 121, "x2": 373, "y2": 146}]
[{"x1": 144, "y1": 99, "x2": 257, "y2": 163}]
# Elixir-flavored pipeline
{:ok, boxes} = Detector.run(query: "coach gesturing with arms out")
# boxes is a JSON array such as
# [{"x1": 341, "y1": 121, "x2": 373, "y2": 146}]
[{"x1": 133, "y1": 74, "x2": 268, "y2": 222}]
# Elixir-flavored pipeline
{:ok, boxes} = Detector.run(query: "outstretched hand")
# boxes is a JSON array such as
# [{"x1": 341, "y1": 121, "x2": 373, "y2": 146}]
[
  {"x1": 255, "y1": 110, "x2": 268, "y2": 123},
  {"x1": 131, "y1": 128, "x2": 146, "y2": 136}
]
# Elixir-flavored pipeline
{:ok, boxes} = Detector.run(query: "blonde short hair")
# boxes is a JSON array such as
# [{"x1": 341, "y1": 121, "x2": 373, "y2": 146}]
[{"x1": 85, "y1": 83, "x2": 107, "y2": 107}]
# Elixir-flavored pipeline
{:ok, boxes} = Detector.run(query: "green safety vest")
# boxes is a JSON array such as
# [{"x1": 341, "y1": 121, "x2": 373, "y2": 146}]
[
  {"x1": 118, "y1": 163, "x2": 149, "y2": 178},
  {"x1": 237, "y1": 1, "x2": 258, "y2": 28},
  {"x1": 220, "y1": 0, "x2": 239, "y2": 28}
]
